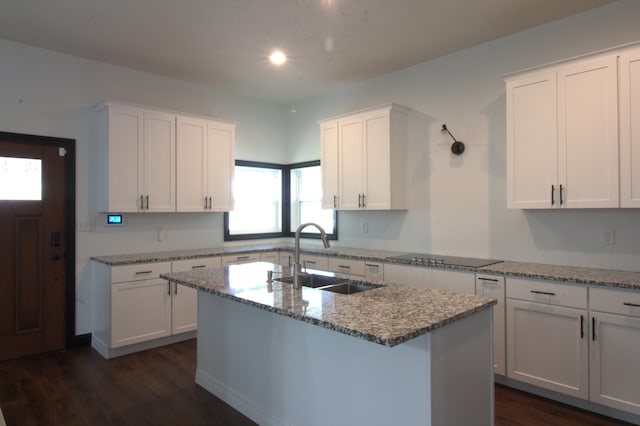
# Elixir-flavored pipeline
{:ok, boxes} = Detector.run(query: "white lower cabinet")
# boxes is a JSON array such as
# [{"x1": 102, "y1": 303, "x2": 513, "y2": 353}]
[
  {"x1": 506, "y1": 278, "x2": 589, "y2": 399},
  {"x1": 328, "y1": 257, "x2": 365, "y2": 277},
  {"x1": 222, "y1": 253, "x2": 261, "y2": 266},
  {"x1": 93, "y1": 259, "x2": 208, "y2": 358},
  {"x1": 383, "y1": 263, "x2": 475, "y2": 294},
  {"x1": 171, "y1": 257, "x2": 221, "y2": 334},
  {"x1": 589, "y1": 287, "x2": 640, "y2": 415},
  {"x1": 259, "y1": 251, "x2": 280, "y2": 265},
  {"x1": 364, "y1": 261, "x2": 384, "y2": 282},
  {"x1": 476, "y1": 274, "x2": 506, "y2": 376},
  {"x1": 299, "y1": 254, "x2": 329, "y2": 271},
  {"x1": 109, "y1": 262, "x2": 173, "y2": 349},
  {"x1": 111, "y1": 276, "x2": 172, "y2": 348}
]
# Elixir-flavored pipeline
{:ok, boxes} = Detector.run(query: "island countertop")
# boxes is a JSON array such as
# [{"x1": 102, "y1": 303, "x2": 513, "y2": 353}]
[{"x1": 160, "y1": 261, "x2": 496, "y2": 347}]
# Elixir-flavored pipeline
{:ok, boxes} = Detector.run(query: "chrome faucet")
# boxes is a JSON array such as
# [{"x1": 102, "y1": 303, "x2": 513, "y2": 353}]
[{"x1": 293, "y1": 222, "x2": 331, "y2": 288}]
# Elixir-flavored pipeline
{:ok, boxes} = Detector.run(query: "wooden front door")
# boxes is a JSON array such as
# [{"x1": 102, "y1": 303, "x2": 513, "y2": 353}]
[{"x1": 0, "y1": 137, "x2": 68, "y2": 360}]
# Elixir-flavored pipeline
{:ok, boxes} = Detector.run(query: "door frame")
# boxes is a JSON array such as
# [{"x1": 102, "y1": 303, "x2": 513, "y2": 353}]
[{"x1": 0, "y1": 131, "x2": 85, "y2": 349}]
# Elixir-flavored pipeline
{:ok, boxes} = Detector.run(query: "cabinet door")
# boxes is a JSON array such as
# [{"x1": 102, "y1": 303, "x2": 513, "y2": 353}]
[
  {"x1": 176, "y1": 116, "x2": 207, "y2": 212},
  {"x1": 320, "y1": 120, "x2": 339, "y2": 209},
  {"x1": 171, "y1": 282, "x2": 198, "y2": 334},
  {"x1": 476, "y1": 275, "x2": 506, "y2": 376},
  {"x1": 207, "y1": 121, "x2": 235, "y2": 211},
  {"x1": 620, "y1": 49, "x2": 640, "y2": 207},
  {"x1": 506, "y1": 299, "x2": 588, "y2": 399},
  {"x1": 338, "y1": 115, "x2": 364, "y2": 210},
  {"x1": 557, "y1": 56, "x2": 618, "y2": 208},
  {"x1": 590, "y1": 312, "x2": 640, "y2": 415},
  {"x1": 143, "y1": 111, "x2": 176, "y2": 212},
  {"x1": 506, "y1": 71, "x2": 557, "y2": 209},
  {"x1": 105, "y1": 106, "x2": 144, "y2": 212},
  {"x1": 171, "y1": 257, "x2": 221, "y2": 334},
  {"x1": 362, "y1": 109, "x2": 391, "y2": 210},
  {"x1": 111, "y1": 279, "x2": 172, "y2": 348}
]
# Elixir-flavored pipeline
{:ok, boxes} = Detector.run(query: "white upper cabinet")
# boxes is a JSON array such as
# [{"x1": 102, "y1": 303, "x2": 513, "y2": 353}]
[
  {"x1": 506, "y1": 72, "x2": 557, "y2": 209},
  {"x1": 506, "y1": 54, "x2": 618, "y2": 209},
  {"x1": 320, "y1": 120, "x2": 339, "y2": 209},
  {"x1": 206, "y1": 121, "x2": 235, "y2": 211},
  {"x1": 557, "y1": 57, "x2": 618, "y2": 208},
  {"x1": 97, "y1": 102, "x2": 176, "y2": 212},
  {"x1": 96, "y1": 100, "x2": 234, "y2": 213},
  {"x1": 176, "y1": 116, "x2": 235, "y2": 212},
  {"x1": 321, "y1": 104, "x2": 408, "y2": 211},
  {"x1": 619, "y1": 48, "x2": 640, "y2": 208}
]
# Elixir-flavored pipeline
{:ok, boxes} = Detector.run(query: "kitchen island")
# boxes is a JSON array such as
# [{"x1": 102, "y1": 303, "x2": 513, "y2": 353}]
[{"x1": 161, "y1": 261, "x2": 496, "y2": 426}]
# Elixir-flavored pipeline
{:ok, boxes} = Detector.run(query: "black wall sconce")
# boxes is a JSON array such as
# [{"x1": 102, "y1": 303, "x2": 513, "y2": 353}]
[{"x1": 441, "y1": 124, "x2": 465, "y2": 155}]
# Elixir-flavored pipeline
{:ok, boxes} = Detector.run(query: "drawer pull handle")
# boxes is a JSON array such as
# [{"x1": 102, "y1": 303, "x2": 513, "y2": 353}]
[
  {"x1": 530, "y1": 290, "x2": 556, "y2": 296},
  {"x1": 237, "y1": 256, "x2": 250, "y2": 260},
  {"x1": 623, "y1": 302, "x2": 640, "y2": 308},
  {"x1": 306, "y1": 260, "x2": 316, "y2": 264},
  {"x1": 338, "y1": 265, "x2": 351, "y2": 269},
  {"x1": 365, "y1": 264, "x2": 379, "y2": 268},
  {"x1": 191, "y1": 265, "x2": 207, "y2": 269},
  {"x1": 478, "y1": 277, "x2": 498, "y2": 282},
  {"x1": 135, "y1": 270, "x2": 154, "y2": 275}
]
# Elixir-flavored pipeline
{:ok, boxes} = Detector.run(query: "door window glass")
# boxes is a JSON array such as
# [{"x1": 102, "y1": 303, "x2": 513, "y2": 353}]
[{"x1": 0, "y1": 157, "x2": 42, "y2": 200}]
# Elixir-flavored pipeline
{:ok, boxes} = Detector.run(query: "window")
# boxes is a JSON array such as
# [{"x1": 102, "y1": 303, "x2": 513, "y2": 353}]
[
  {"x1": 226, "y1": 162, "x2": 282, "y2": 238},
  {"x1": 290, "y1": 164, "x2": 334, "y2": 234},
  {"x1": 0, "y1": 156, "x2": 42, "y2": 200},
  {"x1": 225, "y1": 160, "x2": 336, "y2": 241}
]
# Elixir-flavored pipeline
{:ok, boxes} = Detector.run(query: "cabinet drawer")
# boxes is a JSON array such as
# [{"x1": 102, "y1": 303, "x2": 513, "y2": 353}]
[
  {"x1": 328, "y1": 258, "x2": 365, "y2": 276},
  {"x1": 590, "y1": 287, "x2": 640, "y2": 317},
  {"x1": 172, "y1": 257, "x2": 221, "y2": 272},
  {"x1": 222, "y1": 253, "x2": 260, "y2": 266},
  {"x1": 364, "y1": 262, "x2": 384, "y2": 282},
  {"x1": 299, "y1": 254, "x2": 329, "y2": 271},
  {"x1": 506, "y1": 277, "x2": 587, "y2": 309},
  {"x1": 111, "y1": 261, "x2": 172, "y2": 284}
]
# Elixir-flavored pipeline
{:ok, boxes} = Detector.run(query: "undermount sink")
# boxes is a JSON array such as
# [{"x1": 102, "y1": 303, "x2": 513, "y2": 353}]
[
  {"x1": 273, "y1": 273, "x2": 382, "y2": 294},
  {"x1": 319, "y1": 281, "x2": 383, "y2": 295},
  {"x1": 274, "y1": 273, "x2": 347, "y2": 288}
]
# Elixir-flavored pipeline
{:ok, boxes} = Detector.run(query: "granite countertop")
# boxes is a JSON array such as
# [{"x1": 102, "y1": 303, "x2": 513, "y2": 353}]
[
  {"x1": 480, "y1": 261, "x2": 640, "y2": 290},
  {"x1": 92, "y1": 244, "x2": 640, "y2": 291},
  {"x1": 160, "y1": 262, "x2": 496, "y2": 347}
]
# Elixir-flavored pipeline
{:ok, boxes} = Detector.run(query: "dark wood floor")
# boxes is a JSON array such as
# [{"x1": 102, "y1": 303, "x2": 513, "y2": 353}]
[{"x1": 0, "y1": 339, "x2": 633, "y2": 426}]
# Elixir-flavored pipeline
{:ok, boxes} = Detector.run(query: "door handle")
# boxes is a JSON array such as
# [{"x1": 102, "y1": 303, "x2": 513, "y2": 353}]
[{"x1": 51, "y1": 254, "x2": 62, "y2": 261}]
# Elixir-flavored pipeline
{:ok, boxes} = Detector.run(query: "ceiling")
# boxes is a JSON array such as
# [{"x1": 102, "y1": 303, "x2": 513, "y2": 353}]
[{"x1": 0, "y1": 0, "x2": 616, "y2": 104}]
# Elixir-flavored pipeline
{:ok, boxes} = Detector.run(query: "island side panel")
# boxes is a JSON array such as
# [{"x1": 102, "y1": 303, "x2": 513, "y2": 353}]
[
  {"x1": 276, "y1": 310, "x2": 431, "y2": 425},
  {"x1": 430, "y1": 307, "x2": 494, "y2": 426},
  {"x1": 196, "y1": 292, "x2": 280, "y2": 423}
]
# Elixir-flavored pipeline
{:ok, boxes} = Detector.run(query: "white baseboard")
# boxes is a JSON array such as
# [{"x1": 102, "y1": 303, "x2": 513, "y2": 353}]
[
  {"x1": 91, "y1": 332, "x2": 196, "y2": 359},
  {"x1": 195, "y1": 369, "x2": 283, "y2": 426}
]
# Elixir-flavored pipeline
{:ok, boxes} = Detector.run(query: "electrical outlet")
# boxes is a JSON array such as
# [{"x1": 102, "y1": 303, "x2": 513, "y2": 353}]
[
  {"x1": 362, "y1": 222, "x2": 368, "y2": 234},
  {"x1": 600, "y1": 228, "x2": 615, "y2": 245}
]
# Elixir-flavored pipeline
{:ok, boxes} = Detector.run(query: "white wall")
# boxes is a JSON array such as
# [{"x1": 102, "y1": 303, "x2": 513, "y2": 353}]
[
  {"x1": 285, "y1": 0, "x2": 640, "y2": 272},
  {"x1": 0, "y1": 38, "x2": 288, "y2": 334}
]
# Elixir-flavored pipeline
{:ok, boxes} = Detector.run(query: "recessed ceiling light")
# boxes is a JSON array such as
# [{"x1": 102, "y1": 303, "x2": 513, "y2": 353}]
[{"x1": 269, "y1": 50, "x2": 287, "y2": 66}]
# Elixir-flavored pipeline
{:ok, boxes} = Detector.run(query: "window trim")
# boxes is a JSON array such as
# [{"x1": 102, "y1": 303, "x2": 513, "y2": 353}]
[{"x1": 224, "y1": 159, "x2": 337, "y2": 242}]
